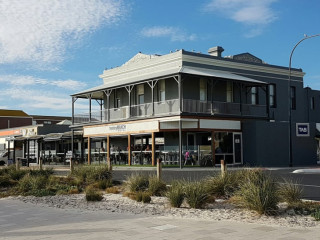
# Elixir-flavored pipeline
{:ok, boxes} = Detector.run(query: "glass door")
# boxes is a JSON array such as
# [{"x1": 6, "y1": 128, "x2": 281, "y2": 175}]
[{"x1": 233, "y1": 133, "x2": 242, "y2": 164}]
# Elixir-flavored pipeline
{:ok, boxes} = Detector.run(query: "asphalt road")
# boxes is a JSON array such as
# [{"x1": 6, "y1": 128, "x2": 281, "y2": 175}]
[{"x1": 266, "y1": 168, "x2": 320, "y2": 201}]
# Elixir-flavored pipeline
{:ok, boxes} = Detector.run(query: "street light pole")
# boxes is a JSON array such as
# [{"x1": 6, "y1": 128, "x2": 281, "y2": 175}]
[{"x1": 288, "y1": 34, "x2": 320, "y2": 167}]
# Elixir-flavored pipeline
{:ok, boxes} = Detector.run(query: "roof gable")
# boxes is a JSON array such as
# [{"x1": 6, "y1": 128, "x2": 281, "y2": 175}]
[
  {"x1": 122, "y1": 52, "x2": 160, "y2": 66},
  {"x1": 228, "y1": 53, "x2": 263, "y2": 64}
]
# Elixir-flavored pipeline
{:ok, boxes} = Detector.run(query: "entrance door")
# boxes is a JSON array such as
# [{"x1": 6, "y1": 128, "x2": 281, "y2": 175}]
[
  {"x1": 187, "y1": 133, "x2": 196, "y2": 151},
  {"x1": 233, "y1": 133, "x2": 242, "y2": 164}
]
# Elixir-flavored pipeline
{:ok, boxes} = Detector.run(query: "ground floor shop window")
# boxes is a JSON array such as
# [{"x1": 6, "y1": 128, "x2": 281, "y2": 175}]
[{"x1": 214, "y1": 132, "x2": 234, "y2": 164}]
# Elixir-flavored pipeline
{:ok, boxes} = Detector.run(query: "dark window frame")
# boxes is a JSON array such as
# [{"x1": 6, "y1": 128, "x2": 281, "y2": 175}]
[
  {"x1": 290, "y1": 86, "x2": 296, "y2": 110},
  {"x1": 251, "y1": 86, "x2": 259, "y2": 105},
  {"x1": 268, "y1": 84, "x2": 276, "y2": 108}
]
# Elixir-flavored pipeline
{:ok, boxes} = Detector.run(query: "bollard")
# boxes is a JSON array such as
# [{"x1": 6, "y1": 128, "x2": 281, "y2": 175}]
[
  {"x1": 157, "y1": 158, "x2": 162, "y2": 180},
  {"x1": 220, "y1": 159, "x2": 226, "y2": 176},
  {"x1": 39, "y1": 158, "x2": 43, "y2": 170},
  {"x1": 70, "y1": 158, "x2": 74, "y2": 174},
  {"x1": 16, "y1": 158, "x2": 20, "y2": 170}
]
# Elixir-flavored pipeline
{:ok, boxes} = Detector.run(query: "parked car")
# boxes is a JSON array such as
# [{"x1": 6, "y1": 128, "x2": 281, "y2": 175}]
[
  {"x1": 0, "y1": 150, "x2": 23, "y2": 166},
  {"x1": 0, "y1": 151, "x2": 9, "y2": 166}
]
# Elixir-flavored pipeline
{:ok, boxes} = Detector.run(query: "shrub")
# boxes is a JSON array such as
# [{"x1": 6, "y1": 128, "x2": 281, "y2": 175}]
[
  {"x1": 125, "y1": 174, "x2": 149, "y2": 192},
  {"x1": 236, "y1": 171, "x2": 279, "y2": 215},
  {"x1": 68, "y1": 187, "x2": 80, "y2": 194},
  {"x1": 0, "y1": 175, "x2": 15, "y2": 188},
  {"x1": 184, "y1": 180, "x2": 209, "y2": 209},
  {"x1": 205, "y1": 172, "x2": 239, "y2": 198},
  {"x1": 134, "y1": 191, "x2": 151, "y2": 203},
  {"x1": 18, "y1": 174, "x2": 47, "y2": 193},
  {"x1": 72, "y1": 165, "x2": 112, "y2": 185},
  {"x1": 311, "y1": 208, "x2": 320, "y2": 221},
  {"x1": 278, "y1": 179, "x2": 302, "y2": 204},
  {"x1": 141, "y1": 192, "x2": 151, "y2": 203},
  {"x1": 29, "y1": 168, "x2": 54, "y2": 177},
  {"x1": 123, "y1": 191, "x2": 136, "y2": 200},
  {"x1": 289, "y1": 201, "x2": 320, "y2": 215},
  {"x1": 30, "y1": 189, "x2": 55, "y2": 197},
  {"x1": 148, "y1": 176, "x2": 167, "y2": 196},
  {"x1": 85, "y1": 185, "x2": 103, "y2": 201},
  {"x1": 166, "y1": 181, "x2": 185, "y2": 208},
  {"x1": 46, "y1": 176, "x2": 81, "y2": 195},
  {"x1": 16, "y1": 174, "x2": 54, "y2": 197},
  {"x1": 5, "y1": 166, "x2": 28, "y2": 181},
  {"x1": 106, "y1": 186, "x2": 120, "y2": 194},
  {"x1": 92, "y1": 179, "x2": 112, "y2": 190},
  {"x1": 135, "y1": 191, "x2": 143, "y2": 202}
]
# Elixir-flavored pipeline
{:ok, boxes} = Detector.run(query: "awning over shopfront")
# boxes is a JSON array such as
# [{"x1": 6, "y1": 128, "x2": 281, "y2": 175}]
[{"x1": 12, "y1": 131, "x2": 83, "y2": 142}]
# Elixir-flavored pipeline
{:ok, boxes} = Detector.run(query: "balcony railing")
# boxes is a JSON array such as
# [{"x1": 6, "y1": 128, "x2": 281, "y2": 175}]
[
  {"x1": 183, "y1": 99, "x2": 267, "y2": 117},
  {"x1": 74, "y1": 99, "x2": 267, "y2": 124},
  {"x1": 74, "y1": 99, "x2": 180, "y2": 124}
]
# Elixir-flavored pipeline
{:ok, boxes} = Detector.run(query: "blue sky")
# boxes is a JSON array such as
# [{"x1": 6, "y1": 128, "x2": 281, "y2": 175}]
[{"x1": 0, "y1": 0, "x2": 319, "y2": 116}]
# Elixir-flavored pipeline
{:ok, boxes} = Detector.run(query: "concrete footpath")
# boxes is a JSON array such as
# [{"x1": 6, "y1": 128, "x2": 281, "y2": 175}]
[{"x1": 1, "y1": 199, "x2": 320, "y2": 240}]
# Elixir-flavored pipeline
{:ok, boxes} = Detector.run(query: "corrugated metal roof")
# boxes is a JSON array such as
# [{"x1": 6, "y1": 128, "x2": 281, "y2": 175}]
[
  {"x1": 0, "y1": 109, "x2": 30, "y2": 117},
  {"x1": 72, "y1": 66, "x2": 266, "y2": 98}
]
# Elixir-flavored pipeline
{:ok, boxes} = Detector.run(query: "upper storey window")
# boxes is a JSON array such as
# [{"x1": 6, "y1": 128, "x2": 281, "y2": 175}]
[
  {"x1": 137, "y1": 84, "x2": 144, "y2": 104},
  {"x1": 226, "y1": 82, "x2": 233, "y2": 103},
  {"x1": 290, "y1": 86, "x2": 296, "y2": 110},
  {"x1": 200, "y1": 78, "x2": 207, "y2": 101},
  {"x1": 269, "y1": 84, "x2": 276, "y2": 108},
  {"x1": 251, "y1": 87, "x2": 258, "y2": 105},
  {"x1": 158, "y1": 80, "x2": 165, "y2": 102},
  {"x1": 114, "y1": 89, "x2": 121, "y2": 108}
]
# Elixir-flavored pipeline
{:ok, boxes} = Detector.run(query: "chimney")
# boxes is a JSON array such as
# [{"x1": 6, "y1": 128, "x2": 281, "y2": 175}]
[{"x1": 208, "y1": 46, "x2": 224, "y2": 57}]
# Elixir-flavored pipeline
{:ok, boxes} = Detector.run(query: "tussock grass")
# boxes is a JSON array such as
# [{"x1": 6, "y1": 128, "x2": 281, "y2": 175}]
[
  {"x1": 166, "y1": 180, "x2": 185, "y2": 208},
  {"x1": 236, "y1": 171, "x2": 279, "y2": 215},
  {"x1": 278, "y1": 178, "x2": 302, "y2": 204},
  {"x1": 85, "y1": 185, "x2": 103, "y2": 201},
  {"x1": 184, "y1": 180, "x2": 210, "y2": 209},
  {"x1": 148, "y1": 175, "x2": 167, "y2": 196},
  {"x1": 125, "y1": 174, "x2": 149, "y2": 192},
  {"x1": 71, "y1": 165, "x2": 112, "y2": 185}
]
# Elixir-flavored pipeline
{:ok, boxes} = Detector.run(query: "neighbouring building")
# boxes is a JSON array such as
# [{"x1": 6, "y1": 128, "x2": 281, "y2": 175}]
[
  {"x1": 0, "y1": 109, "x2": 33, "y2": 130},
  {"x1": 70, "y1": 46, "x2": 320, "y2": 167},
  {"x1": 0, "y1": 120, "x2": 77, "y2": 165},
  {"x1": 31, "y1": 115, "x2": 72, "y2": 125}
]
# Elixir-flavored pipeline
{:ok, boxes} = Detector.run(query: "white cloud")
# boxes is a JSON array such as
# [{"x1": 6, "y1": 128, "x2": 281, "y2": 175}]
[
  {"x1": 0, "y1": 75, "x2": 86, "y2": 90},
  {"x1": 141, "y1": 26, "x2": 197, "y2": 42},
  {"x1": 0, "y1": 0, "x2": 125, "y2": 67},
  {"x1": 204, "y1": 0, "x2": 278, "y2": 37},
  {"x1": 0, "y1": 87, "x2": 94, "y2": 113}
]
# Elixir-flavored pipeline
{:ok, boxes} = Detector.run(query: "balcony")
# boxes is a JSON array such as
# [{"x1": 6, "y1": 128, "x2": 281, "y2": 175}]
[
  {"x1": 183, "y1": 99, "x2": 267, "y2": 117},
  {"x1": 74, "y1": 99, "x2": 180, "y2": 124},
  {"x1": 74, "y1": 98, "x2": 267, "y2": 124}
]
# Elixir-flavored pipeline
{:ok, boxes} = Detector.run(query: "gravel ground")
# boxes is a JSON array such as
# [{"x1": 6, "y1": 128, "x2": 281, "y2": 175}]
[{"x1": 12, "y1": 193, "x2": 320, "y2": 228}]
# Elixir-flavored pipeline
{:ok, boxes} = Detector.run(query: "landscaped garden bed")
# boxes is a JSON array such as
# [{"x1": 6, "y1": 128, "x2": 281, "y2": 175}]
[{"x1": 1, "y1": 165, "x2": 320, "y2": 228}]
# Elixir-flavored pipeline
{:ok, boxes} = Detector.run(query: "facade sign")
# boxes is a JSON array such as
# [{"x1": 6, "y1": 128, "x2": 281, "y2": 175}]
[
  {"x1": 200, "y1": 119, "x2": 241, "y2": 130},
  {"x1": 84, "y1": 120, "x2": 159, "y2": 136},
  {"x1": 296, "y1": 123, "x2": 310, "y2": 137},
  {"x1": 109, "y1": 125, "x2": 126, "y2": 132}
]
